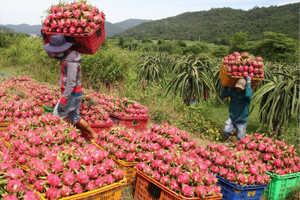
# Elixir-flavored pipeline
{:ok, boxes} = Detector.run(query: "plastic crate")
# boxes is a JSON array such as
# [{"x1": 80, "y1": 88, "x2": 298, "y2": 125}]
[
  {"x1": 41, "y1": 22, "x2": 105, "y2": 55},
  {"x1": 219, "y1": 64, "x2": 262, "y2": 90},
  {"x1": 0, "y1": 122, "x2": 11, "y2": 131},
  {"x1": 216, "y1": 175, "x2": 267, "y2": 200},
  {"x1": 263, "y1": 171, "x2": 300, "y2": 200},
  {"x1": 38, "y1": 177, "x2": 126, "y2": 200},
  {"x1": 92, "y1": 140, "x2": 138, "y2": 185},
  {"x1": 41, "y1": 105, "x2": 54, "y2": 114},
  {"x1": 110, "y1": 114, "x2": 149, "y2": 131},
  {"x1": 134, "y1": 169, "x2": 222, "y2": 200},
  {"x1": 81, "y1": 122, "x2": 113, "y2": 139}
]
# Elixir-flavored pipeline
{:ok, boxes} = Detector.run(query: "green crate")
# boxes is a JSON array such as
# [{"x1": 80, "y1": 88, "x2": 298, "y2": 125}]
[
  {"x1": 42, "y1": 105, "x2": 54, "y2": 114},
  {"x1": 263, "y1": 171, "x2": 300, "y2": 200}
]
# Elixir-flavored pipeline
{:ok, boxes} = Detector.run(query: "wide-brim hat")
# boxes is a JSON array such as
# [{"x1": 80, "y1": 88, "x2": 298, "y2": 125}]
[
  {"x1": 44, "y1": 34, "x2": 73, "y2": 52},
  {"x1": 235, "y1": 78, "x2": 246, "y2": 90}
]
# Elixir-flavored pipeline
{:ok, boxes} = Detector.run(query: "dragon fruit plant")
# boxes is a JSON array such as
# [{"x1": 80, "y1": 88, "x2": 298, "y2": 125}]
[
  {"x1": 235, "y1": 133, "x2": 300, "y2": 175},
  {"x1": 222, "y1": 52, "x2": 264, "y2": 79},
  {"x1": 196, "y1": 143, "x2": 271, "y2": 186},
  {"x1": 42, "y1": 0, "x2": 105, "y2": 35}
]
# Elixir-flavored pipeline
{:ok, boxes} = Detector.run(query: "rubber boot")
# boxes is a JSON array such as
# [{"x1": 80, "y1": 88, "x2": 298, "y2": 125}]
[{"x1": 75, "y1": 119, "x2": 98, "y2": 139}]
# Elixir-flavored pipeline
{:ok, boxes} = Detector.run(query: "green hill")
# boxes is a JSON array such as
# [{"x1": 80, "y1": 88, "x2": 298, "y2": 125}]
[
  {"x1": 0, "y1": 26, "x2": 15, "y2": 34},
  {"x1": 117, "y1": 3, "x2": 299, "y2": 43}
]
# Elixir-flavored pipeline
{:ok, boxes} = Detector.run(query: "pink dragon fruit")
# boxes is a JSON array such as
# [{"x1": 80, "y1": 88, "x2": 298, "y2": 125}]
[
  {"x1": 181, "y1": 185, "x2": 195, "y2": 197},
  {"x1": 62, "y1": 171, "x2": 75, "y2": 186},
  {"x1": 68, "y1": 159, "x2": 80, "y2": 172},
  {"x1": 76, "y1": 172, "x2": 89, "y2": 185},
  {"x1": 112, "y1": 168, "x2": 124, "y2": 180},
  {"x1": 72, "y1": 183, "x2": 83, "y2": 194},
  {"x1": 6, "y1": 180, "x2": 24, "y2": 194},
  {"x1": 177, "y1": 172, "x2": 190, "y2": 184},
  {"x1": 60, "y1": 185, "x2": 72, "y2": 197},
  {"x1": 103, "y1": 174, "x2": 114, "y2": 185},
  {"x1": 47, "y1": 173, "x2": 61, "y2": 187},
  {"x1": 23, "y1": 191, "x2": 39, "y2": 200},
  {"x1": 3, "y1": 195, "x2": 18, "y2": 200},
  {"x1": 45, "y1": 188, "x2": 61, "y2": 199},
  {"x1": 195, "y1": 185, "x2": 207, "y2": 198}
]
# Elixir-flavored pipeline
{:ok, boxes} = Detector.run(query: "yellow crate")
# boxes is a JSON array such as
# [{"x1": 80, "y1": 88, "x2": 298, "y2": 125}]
[
  {"x1": 38, "y1": 178, "x2": 126, "y2": 200},
  {"x1": 0, "y1": 122, "x2": 12, "y2": 127},
  {"x1": 92, "y1": 140, "x2": 138, "y2": 185}
]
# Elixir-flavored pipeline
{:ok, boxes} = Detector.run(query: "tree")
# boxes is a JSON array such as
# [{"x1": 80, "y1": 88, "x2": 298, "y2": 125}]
[
  {"x1": 164, "y1": 55, "x2": 215, "y2": 105},
  {"x1": 251, "y1": 64, "x2": 299, "y2": 138},
  {"x1": 251, "y1": 32, "x2": 299, "y2": 63},
  {"x1": 229, "y1": 32, "x2": 248, "y2": 53}
]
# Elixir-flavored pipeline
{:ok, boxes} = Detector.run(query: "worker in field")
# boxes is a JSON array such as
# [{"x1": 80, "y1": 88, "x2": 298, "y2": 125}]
[
  {"x1": 221, "y1": 76, "x2": 253, "y2": 142},
  {"x1": 43, "y1": 34, "x2": 97, "y2": 139}
]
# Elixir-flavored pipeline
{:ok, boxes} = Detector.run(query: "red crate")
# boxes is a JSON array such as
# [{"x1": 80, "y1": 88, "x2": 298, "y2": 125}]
[
  {"x1": 81, "y1": 122, "x2": 113, "y2": 138},
  {"x1": 110, "y1": 114, "x2": 149, "y2": 131},
  {"x1": 42, "y1": 22, "x2": 105, "y2": 55}
]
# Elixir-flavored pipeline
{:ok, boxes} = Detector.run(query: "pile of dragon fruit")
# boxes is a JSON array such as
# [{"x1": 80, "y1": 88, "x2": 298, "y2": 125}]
[
  {"x1": 235, "y1": 133, "x2": 300, "y2": 175},
  {"x1": 222, "y1": 52, "x2": 264, "y2": 78},
  {"x1": 0, "y1": 139, "x2": 41, "y2": 200},
  {"x1": 0, "y1": 115, "x2": 124, "y2": 199},
  {"x1": 0, "y1": 77, "x2": 115, "y2": 127},
  {"x1": 94, "y1": 123, "x2": 198, "y2": 163},
  {"x1": 42, "y1": 0, "x2": 105, "y2": 35},
  {"x1": 196, "y1": 144, "x2": 271, "y2": 186},
  {"x1": 80, "y1": 97, "x2": 113, "y2": 126},
  {"x1": 94, "y1": 124, "x2": 221, "y2": 198},
  {"x1": 89, "y1": 90, "x2": 149, "y2": 119}
]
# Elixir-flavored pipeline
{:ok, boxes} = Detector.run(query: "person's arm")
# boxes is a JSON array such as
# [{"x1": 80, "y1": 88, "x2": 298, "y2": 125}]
[
  {"x1": 221, "y1": 86, "x2": 230, "y2": 99},
  {"x1": 245, "y1": 76, "x2": 253, "y2": 100},
  {"x1": 60, "y1": 62, "x2": 77, "y2": 104}
]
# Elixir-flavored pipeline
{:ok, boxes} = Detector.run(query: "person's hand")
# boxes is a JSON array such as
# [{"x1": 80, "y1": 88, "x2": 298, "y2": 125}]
[
  {"x1": 246, "y1": 76, "x2": 251, "y2": 83},
  {"x1": 57, "y1": 102, "x2": 66, "y2": 114}
]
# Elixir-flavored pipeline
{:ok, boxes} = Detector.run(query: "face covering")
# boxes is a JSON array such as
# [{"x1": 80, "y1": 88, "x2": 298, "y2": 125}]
[{"x1": 57, "y1": 53, "x2": 64, "y2": 58}]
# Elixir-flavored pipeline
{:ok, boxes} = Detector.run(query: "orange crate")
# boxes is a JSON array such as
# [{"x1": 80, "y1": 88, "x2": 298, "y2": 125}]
[
  {"x1": 38, "y1": 178, "x2": 125, "y2": 200},
  {"x1": 92, "y1": 140, "x2": 138, "y2": 185},
  {"x1": 110, "y1": 114, "x2": 149, "y2": 131},
  {"x1": 134, "y1": 169, "x2": 223, "y2": 200},
  {"x1": 219, "y1": 64, "x2": 262, "y2": 90},
  {"x1": 42, "y1": 22, "x2": 105, "y2": 55}
]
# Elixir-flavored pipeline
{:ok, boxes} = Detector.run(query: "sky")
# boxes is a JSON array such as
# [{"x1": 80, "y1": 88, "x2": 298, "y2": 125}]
[{"x1": 0, "y1": 0, "x2": 299, "y2": 25}]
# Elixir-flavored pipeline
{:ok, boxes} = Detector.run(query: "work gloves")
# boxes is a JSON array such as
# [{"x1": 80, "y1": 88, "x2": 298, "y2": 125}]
[
  {"x1": 57, "y1": 102, "x2": 66, "y2": 115},
  {"x1": 246, "y1": 76, "x2": 251, "y2": 83}
]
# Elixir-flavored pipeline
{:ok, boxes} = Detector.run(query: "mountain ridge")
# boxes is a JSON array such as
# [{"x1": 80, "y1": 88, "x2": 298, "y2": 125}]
[{"x1": 0, "y1": 18, "x2": 152, "y2": 37}]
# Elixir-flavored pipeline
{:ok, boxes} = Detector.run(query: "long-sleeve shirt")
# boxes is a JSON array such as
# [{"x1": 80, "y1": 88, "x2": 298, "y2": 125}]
[
  {"x1": 47, "y1": 51, "x2": 83, "y2": 104},
  {"x1": 221, "y1": 83, "x2": 253, "y2": 122}
]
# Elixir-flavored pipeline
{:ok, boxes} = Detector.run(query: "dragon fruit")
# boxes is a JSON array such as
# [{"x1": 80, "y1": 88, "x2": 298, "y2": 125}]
[{"x1": 181, "y1": 185, "x2": 194, "y2": 197}]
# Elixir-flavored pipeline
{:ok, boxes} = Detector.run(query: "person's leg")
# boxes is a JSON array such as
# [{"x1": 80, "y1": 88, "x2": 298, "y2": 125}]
[
  {"x1": 67, "y1": 95, "x2": 97, "y2": 139},
  {"x1": 223, "y1": 117, "x2": 235, "y2": 137},
  {"x1": 75, "y1": 118, "x2": 97, "y2": 139},
  {"x1": 235, "y1": 121, "x2": 248, "y2": 140}
]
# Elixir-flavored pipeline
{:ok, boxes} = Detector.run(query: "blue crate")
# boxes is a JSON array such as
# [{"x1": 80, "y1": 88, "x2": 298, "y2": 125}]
[{"x1": 216, "y1": 175, "x2": 267, "y2": 200}]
